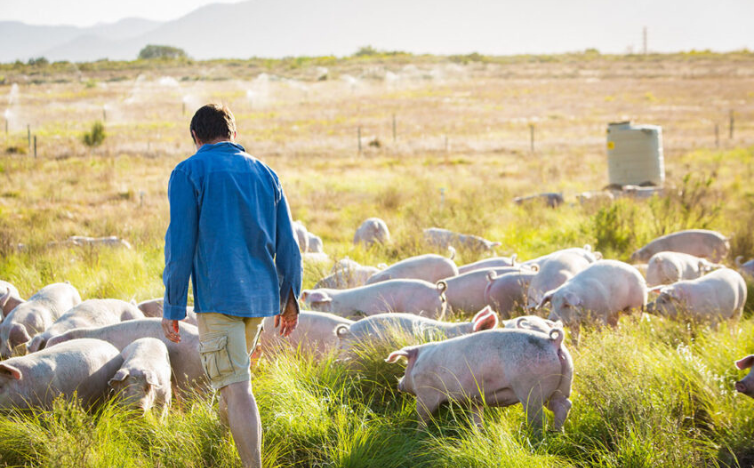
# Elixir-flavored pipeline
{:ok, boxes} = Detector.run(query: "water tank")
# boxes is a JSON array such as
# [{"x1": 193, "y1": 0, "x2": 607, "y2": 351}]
[{"x1": 606, "y1": 121, "x2": 664, "y2": 187}]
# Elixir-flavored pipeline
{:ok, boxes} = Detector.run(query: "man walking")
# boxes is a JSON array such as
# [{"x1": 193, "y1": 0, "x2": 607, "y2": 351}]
[{"x1": 161, "y1": 103, "x2": 302, "y2": 467}]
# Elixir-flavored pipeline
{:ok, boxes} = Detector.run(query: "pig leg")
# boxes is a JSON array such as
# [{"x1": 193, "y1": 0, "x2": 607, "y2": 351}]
[
  {"x1": 547, "y1": 395, "x2": 572, "y2": 432},
  {"x1": 415, "y1": 393, "x2": 443, "y2": 428}
]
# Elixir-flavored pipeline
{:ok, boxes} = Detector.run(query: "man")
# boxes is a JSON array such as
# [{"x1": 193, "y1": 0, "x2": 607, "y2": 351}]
[{"x1": 161, "y1": 103, "x2": 302, "y2": 468}]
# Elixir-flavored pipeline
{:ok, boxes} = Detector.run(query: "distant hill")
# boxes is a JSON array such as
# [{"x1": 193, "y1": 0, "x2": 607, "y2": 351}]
[{"x1": 1, "y1": 0, "x2": 752, "y2": 63}]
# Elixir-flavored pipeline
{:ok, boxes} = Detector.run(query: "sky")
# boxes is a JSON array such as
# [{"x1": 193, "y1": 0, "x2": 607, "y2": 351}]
[{"x1": 0, "y1": 0, "x2": 242, "y2": 26}]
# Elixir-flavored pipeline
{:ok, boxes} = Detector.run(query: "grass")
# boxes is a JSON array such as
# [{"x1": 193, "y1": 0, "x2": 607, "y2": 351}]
[{"x1": 0, "y1": 54, "x2": 753, "y2": 466}]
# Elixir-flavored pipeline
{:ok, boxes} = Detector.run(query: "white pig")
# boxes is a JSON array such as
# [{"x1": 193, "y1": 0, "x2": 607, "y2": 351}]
[
  {"x1": 645, "y1": 251, "x2": 722, "y2": 287},
  {"x1": 444, "y1": 267, "x2": 524, "y2": 314},
  {"x1": 521, "y1": 245, "x2": 601, "y2": 268},
  {"x1": 527, "y1": 252, "x2": 592, "y2": 310},
  {"x1": 0, "y1": 338, "x2": 122, "y2": 409},
  {"x1": 0, "y1": 282, "x2": 82, "y2": 358},
  {"x1": 0, "y1": 280, "x2": 22, "y2": 318},
  {"x1": 630, "y1": 229, "x2": 730, "y2": 263},
  {"x1": 260, "y1": 310, "x2": 354, "y2": 356},
  {"x1": 386, "y1": 328, "x2": 573, "y2": 431},
  {"x1": 109, "y1": 337, "x2": 172, "y2": 417},
  {"x1": 135, "y1": 298, "x2": 197, "y2": 325},
  {"x1": 457, "y1": 255, "x2": 517, "y2": 275},
  {"x1": 307, "y1": 232, "x2": 324, "y2": 253},
  {"x1": 647, "y1": 268, "x2": 746, "y2": 325},
  {"x1": 353, "y1": 218, "x2": 391, "y2": 247},
  {"x1": 337, "y1": 306, "x2": 499, "y2": 352},
  {"x1": 484, "y1": 271, "x2": 538, "y2": 318},
  {"x1": 292, "y1": 220, "x2": 309, "y2": 252},
  {"x1": 502, "y1": 315, "x2": 562, "y2": 334},
  {"x1": 736, "y1": 256, "x2": 754, "y2": 279},
  {"x1": 423, "y1": 227, "x2": 500, "y2": 252},
  {"x1": 46, "y1": 318, "x2": 206, "y2": 395},
  {"x1": 366, "y1": 252, "x2": 459, "y2": 285},
  {"x1": 301, "y1": 279, "x2": 447, "y2": 319},
  {"x1": 538, "y1": 260, "x2": 647, "y2": 336},
  {"x1": 315, "y1": 265, "x2": 382, "y2": 289},
  {"x1": 27, "y1": 299, "x2": 144, "y2": 353}
]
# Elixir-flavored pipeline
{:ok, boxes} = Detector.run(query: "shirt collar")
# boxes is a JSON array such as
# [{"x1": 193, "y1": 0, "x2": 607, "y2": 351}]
[{"x1": 196, "y1": 141, "x2": 245, "y2": 153}]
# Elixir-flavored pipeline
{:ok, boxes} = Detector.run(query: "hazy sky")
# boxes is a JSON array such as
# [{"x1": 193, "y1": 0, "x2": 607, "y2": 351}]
[{"x1": 0, "y1": 0, "x2": 242, "y2": 26}]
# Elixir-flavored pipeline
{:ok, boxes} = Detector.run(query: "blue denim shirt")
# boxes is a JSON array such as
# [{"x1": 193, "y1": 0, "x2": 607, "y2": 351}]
[{"x1": 162, "y1": 141, "x2": 302, "y2": 320}]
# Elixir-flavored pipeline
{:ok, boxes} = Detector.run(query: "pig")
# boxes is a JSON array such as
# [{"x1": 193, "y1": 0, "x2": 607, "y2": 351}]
[
  {"x1": 513, "y1": 192, "x2": 564, "y2": 208},
  {"x1": 307, "y1": 232, "x2": 324, "y2": 253},
  {"x1": 109, "y1": 338, "x2": 172, "y2": 417},
  {"x1": 444, "y1": 267, "x2": 525, "y2": 314},
  {"x1": 366, "y1": 252, "x2": 459, "y2": 285},
  {"x1": 734, "y1": 355, "x2": 754, "y2": 398},
  {"x1": 260, "y1": 310, "x2": 353, "y2": 357},
  {"x1": 292, "y1": 221, "x2": 309, "y2": 252},
  {"x1": 502, "y1": 315, "x2": 562, "y2": 334},
  {"x1": 301, "y1": 279, "x2": 448, "y2": 319},
  {"x1": 630, "y1": 229, "x2": 730, "y2": 263},
  {"x1": 337, "y1": 307, "x2": 499, "y2": 352},
  {"x1": 521, "y1": 245, "x2": 601, "y2": 268},
  {"x1": 423, "y1": 227, "x2": 500, "y2": 253},
  {"x1": 135, "y1": 298, "x2": 198, "y2": 325},
  {"x1": 0, "y1": 338, "x2": 123, "y2": 409},
  {"x1": 457, "y1": 255, "x2": 518, "y2": 275},
  {"x1": 315, "y1": 265, "x2": 382, "y2": 289},
  {"x1": 527, "y1": 252, "x2": 593, "y2": 310},
  {"x1": 46, "y1": 318, "x2": 206, "y2": 395},
  {"x1": 386, "y1": 328, "x2": 573, "y2": 431},
  {"x1": 736, "y1": 256, "x2": 754, "y2": 279},
  {"x1": 354, "y1": 218, "x2": 391, "y2": 247},
  {"x1": 27, "y1": 299, "x2": 145, "y2": 353},
  {"x1": 538, "y1": 260, "x2": 647, "y2": 337},
  {"x1": 645, "y1": 251, "x2": 722, "y2": 287},
  {"x1": 0, "y1": 280, "x2": 23, "y2": 318},
  {"x1": 646, "y1": 268, "x2": 746, "y2": 325},
  {"x1": 68, "y1": 236, "x2": 132, "y2": 249},
  {"x1": 0, "y1": 282, "x2": 82, "y2": 358},
  {"x1": 484, "y1": 271, "x2": 538, "y2": 318}
]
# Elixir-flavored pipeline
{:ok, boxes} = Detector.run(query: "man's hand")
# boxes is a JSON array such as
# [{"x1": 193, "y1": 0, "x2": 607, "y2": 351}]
[
  {"x1": 162, "y1": 318, "x2": 181, "y2": 343},
  {"x1": 274, "y1": 292, "x2": 299, "y2": 338}
]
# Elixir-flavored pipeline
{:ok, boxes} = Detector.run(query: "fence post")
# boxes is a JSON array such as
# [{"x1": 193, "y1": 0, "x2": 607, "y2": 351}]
[
  {"x1": 530, "y1": 124, "x2": 535, "y2": 153},
  {"x1": 27, "y1": 125, "x2": 31, "y2": 152},
  {"x1": 358, "y1": 127, "x2": 362, "y2": 154},
  {"x1": 729, "y1": 109, "x2": 734, "y2": 140},
  {"x1": 715, "y1": 123, "x2": 719, "y2": 148},
  {"x1": 392, "y1": 113, "x2": 396, "y2": 143},
  {"x1": 33, "y1": 135, "x2": 37, "y2": 158}
]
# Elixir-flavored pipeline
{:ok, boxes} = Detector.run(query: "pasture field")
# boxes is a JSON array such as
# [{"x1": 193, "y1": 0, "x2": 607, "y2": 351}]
[{"x1": 0, "y1": 52, "x2": 753, "y2": 467}]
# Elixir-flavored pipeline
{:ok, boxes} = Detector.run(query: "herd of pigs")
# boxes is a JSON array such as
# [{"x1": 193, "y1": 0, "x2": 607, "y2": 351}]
[{"x1": 0, "y1": 217, "x2": 752, "y2": 434}]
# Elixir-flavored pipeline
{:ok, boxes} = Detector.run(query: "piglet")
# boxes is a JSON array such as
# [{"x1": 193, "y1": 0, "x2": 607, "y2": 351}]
[{"x1": 109, "y1": 337, "x2": 172, "y2": 417}]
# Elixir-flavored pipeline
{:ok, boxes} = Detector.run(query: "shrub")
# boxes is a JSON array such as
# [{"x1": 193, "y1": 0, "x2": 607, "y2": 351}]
[
  {"x1": 137, "y1": 45, "x2": 187, "y2": 60},
  {"x1": 82, "y1": 121, "x2": 106, "y2": 148}
]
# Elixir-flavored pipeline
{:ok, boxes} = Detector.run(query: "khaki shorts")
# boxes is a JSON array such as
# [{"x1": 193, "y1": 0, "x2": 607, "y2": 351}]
[{"x1": 195, "y1": 312, "x2": 264, "y2": 390}]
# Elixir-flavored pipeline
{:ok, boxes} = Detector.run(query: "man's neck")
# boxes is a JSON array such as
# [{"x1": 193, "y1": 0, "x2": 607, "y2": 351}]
[{"x1": 196, "y1": 137, "x2": 233, "y2": 151}]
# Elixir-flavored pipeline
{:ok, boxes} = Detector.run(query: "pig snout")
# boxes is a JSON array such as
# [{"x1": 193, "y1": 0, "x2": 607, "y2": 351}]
[
  {"x1": 735, "y1": 379, "x2": 754, "y2": 397},
  {"x1": 736, "y1": 381, "x2": 747, "y2": 393},
  {"x1": 397, "y1": 377, "x2": 405, "y2": 393}
]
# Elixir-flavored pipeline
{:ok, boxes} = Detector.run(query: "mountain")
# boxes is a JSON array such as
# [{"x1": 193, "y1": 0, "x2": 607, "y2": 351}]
[{"x1": 1, "y1": 0, "x2": 753, "y2": 63}]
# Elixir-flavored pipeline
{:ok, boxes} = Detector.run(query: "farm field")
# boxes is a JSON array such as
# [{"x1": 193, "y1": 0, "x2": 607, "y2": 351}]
[{"x1": 0, "y1": 52, "x2": 753, "y2": 467}]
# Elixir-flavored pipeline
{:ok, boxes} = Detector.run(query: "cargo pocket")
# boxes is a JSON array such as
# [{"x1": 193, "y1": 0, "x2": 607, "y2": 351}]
[{"x1": 199, "y1": 335, "x2": 235, "y2": 382}]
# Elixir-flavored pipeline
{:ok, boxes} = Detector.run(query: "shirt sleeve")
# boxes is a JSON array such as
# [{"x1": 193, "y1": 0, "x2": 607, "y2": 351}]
[
  {"x1": 162, "y1": 169, "x2": 199, "y2": 321},
  {"x1": 275, "y1": 184, "x2": 303, "y2": 314}
]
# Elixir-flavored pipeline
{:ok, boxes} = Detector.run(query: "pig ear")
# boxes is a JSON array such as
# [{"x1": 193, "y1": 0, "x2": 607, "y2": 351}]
[
  {"x1": 473, "y1": 309, "x2": 498, "y2": 332},
  {"x1": 491, "y1": 242, "x2": 501, "y2": 248},
  {"x1": 563, "y1": 292, "x2": 582, "y2": 307},
  {"x1": 535, "y1": 291, "x2": 554, "y2": 311},
  {"x1": 304, "y1": 290, "x2": 332, "y2": 304},
  {"x1": 583, "y1": 244, "x2": 592, "y2": 252},
  {"x1": 510, "y1": 253, "x2": 517, "y2": 266},
  {"x1": 0, "y1": 292, "x2": 24, "y2": 315},
  {"x1": 9, "y1": 324, "x2": 31, "y2": 346},
  {"x1": 647, "y1": 285, "x2": 665, "y2": 294},
  {"x1": 736, "y1": 355, "x2": 754, "y2": 370},
  {"x1": 593, "y1": 251, "x2": 603, "y2": 260},
  {"x1": 385, "y1": 350, "x2": 409, "y2": 363},
  {"x1": 447, "y1": 246, "x2": 456, "y2": 260},
  {"x1": 108, "y1": 369, "x2": 130, "y2": 387},
  {"x1": 471, "y1": 306, "x2": 493, "y2": 323},
  {"x1": 145, "y1": 372, "x2": 161, "y2": 388},
  {"x1": 0, "y1": 363, "x2": 22, "y2": 380}
]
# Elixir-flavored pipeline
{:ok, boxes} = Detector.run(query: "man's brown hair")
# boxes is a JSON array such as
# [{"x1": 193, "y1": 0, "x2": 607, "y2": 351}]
[{"x1": 190, "y1": 103, "x2": 236, "y2": 144}]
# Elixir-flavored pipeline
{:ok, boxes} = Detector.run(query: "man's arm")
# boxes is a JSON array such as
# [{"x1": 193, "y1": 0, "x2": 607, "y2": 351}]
[
  {"x1": 162, "y1": 169, "x2": 199, "y2": 342},
  {"x1": 274, "y1": 183, "x2": 303, "y2": 334}
]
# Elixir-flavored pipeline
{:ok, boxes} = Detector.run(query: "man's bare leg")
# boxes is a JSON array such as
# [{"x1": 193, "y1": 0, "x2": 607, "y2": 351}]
[{"x1": 219, "y1": 380, "x2": 261, "y2": 468}]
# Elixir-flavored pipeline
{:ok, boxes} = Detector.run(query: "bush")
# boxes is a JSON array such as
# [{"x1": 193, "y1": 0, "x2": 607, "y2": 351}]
[
  {"x1": 137, "y1": 45, "x2": 187, "y2": 60},
  {"x1": 82, "y1": 121, "x2": 106, "y2": 148}
]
